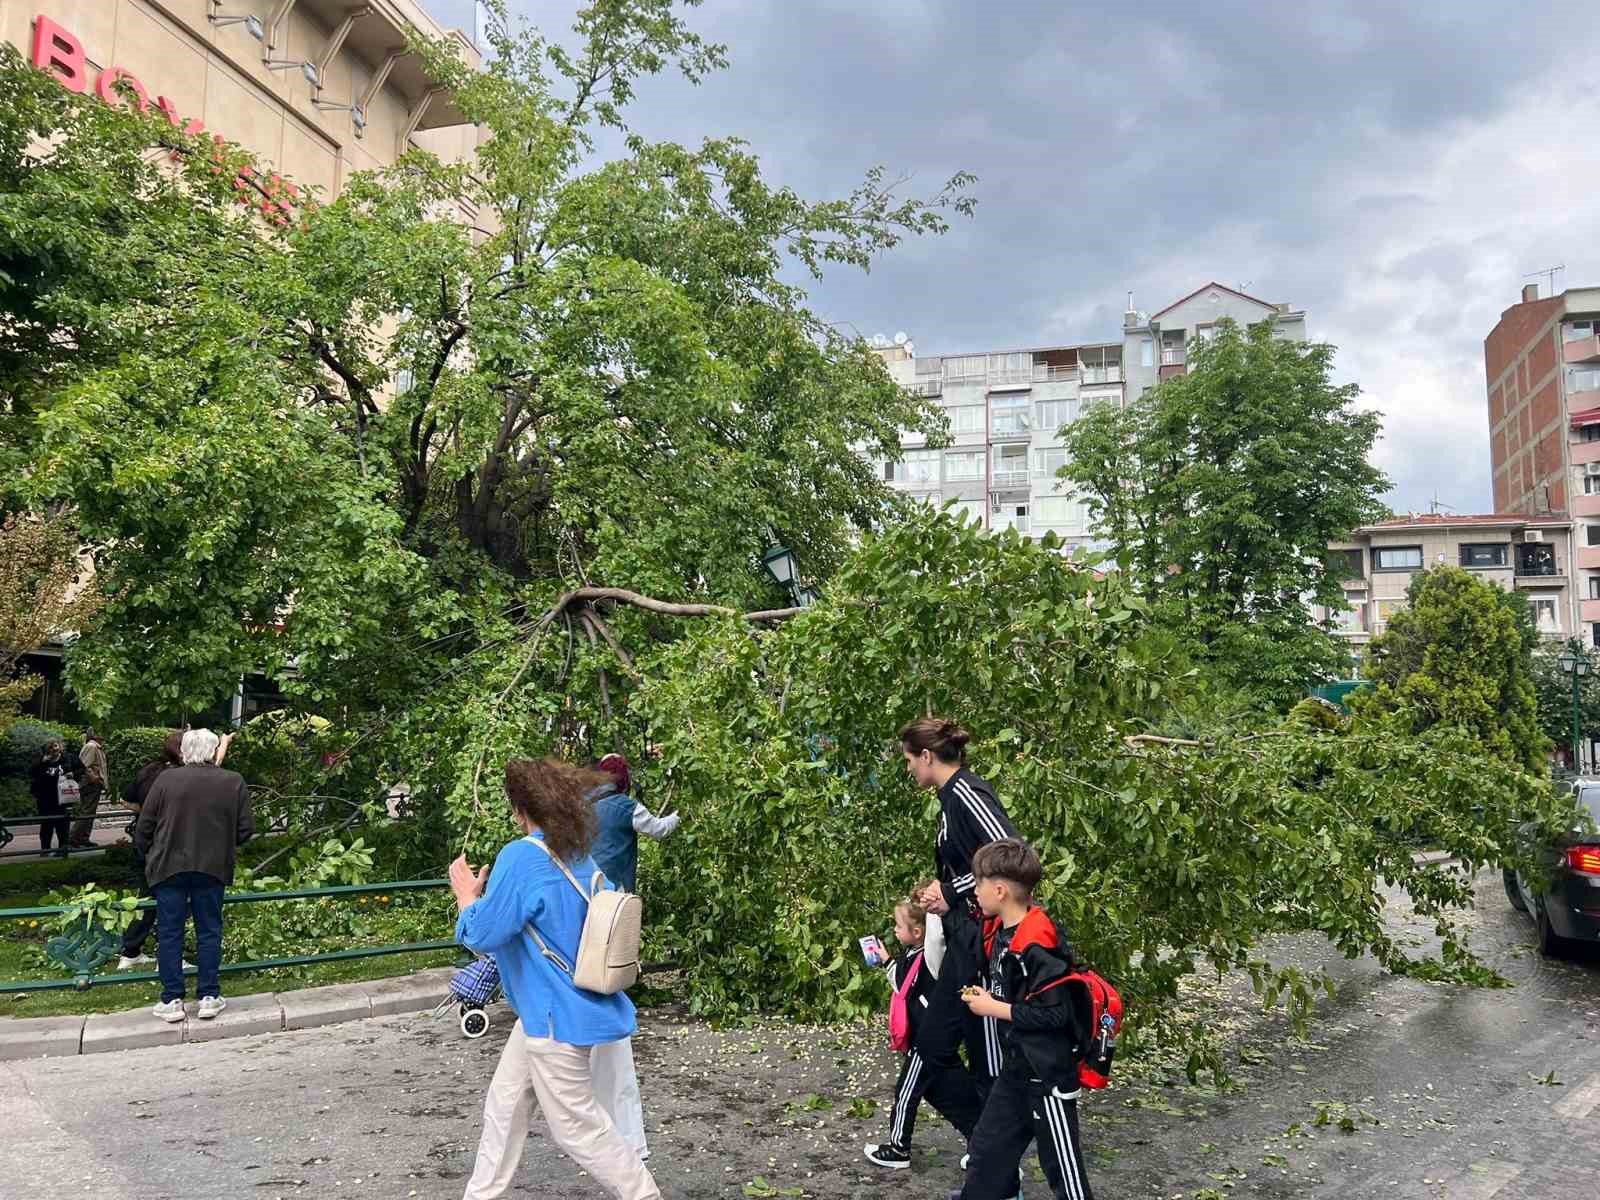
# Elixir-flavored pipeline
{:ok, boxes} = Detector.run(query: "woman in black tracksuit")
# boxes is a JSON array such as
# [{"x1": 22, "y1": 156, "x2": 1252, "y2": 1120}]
[{"x1": 901, "y1": 717, "x2": 1020, "y2": 1104}]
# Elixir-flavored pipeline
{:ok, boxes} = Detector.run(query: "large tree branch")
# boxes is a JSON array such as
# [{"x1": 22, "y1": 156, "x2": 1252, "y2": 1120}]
[{"x1": 535, "y1": 587, "x2": 801, "y2": 630}]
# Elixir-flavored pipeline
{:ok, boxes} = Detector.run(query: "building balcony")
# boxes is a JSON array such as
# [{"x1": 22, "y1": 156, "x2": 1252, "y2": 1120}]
[
  {"x1": 1571, "y1": 387, "x2": 1600, "y2": 412},
  {"x1": 990, "y1": 468, "x2": 1030, "y2": 490},
  {"x1": 1566, "y1": 334, "x2": 1600, "y2": 364},
  {"x1": 1159, "y1": 346, "x2": 1185, "y2": 366},
  {"x1": 1514, "y1": 568, "x2": 1569, "y2": 587},
  {"x1": 1582, "y1": 598, "x2": 1600, "y2": 624},
  {"x1": 1572, "y1": 439, "x2": 1600, "y2": 465},
  {"x1": 909, "y1": 379, "x2": 943, "y2": 398},
  {"x1": 1575, "y1": 493, "x2": 1600, "y2": 518},
  {"x1": 987, "y1": 369, "x2": 1035, "y2": 388},
  {"x1": 1158, "y1": 363, "x2": 1186, "y2": 380},
  {"x1": 988, "y1": 421, "x2": 1034, "y2": 441},
  {"x1": 1581, "y1": 545, "x2": 1600, "y2": 572},
  {"x1": 1032, "y1": 365, "x2": 1080, "y2": 383},
  {"x1": 1080, "y1": 367, "x2": 1123, "y2": 385}
]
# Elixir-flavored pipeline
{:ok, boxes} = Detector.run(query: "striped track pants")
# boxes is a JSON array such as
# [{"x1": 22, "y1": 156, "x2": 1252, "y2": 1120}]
[
  {"x1": 961, "y1": 1062, "x2": 1094, "y2": 1200},
  {"x1": 884, "y1": 1047, "x2": 983, "y2": 1151}
]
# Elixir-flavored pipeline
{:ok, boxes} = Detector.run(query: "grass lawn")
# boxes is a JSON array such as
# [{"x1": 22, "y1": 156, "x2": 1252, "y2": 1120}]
[{"x1": 0, "y1": 837, "x2": 464, "y2": 1020}]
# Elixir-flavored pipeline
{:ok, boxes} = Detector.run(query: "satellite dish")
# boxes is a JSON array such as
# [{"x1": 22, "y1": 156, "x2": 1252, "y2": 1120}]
[{"x1": 894, "y1": 332, "x2": 908, "y2": 346}]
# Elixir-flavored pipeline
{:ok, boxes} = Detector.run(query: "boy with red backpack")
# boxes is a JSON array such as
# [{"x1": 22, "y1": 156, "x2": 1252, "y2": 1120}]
[
  {"x1": 864, "y1": 885, "x2": 983, "y2": 1171},
  {"x1": 951, "y1": 839, "x2": 1121, "y2": 1200}
]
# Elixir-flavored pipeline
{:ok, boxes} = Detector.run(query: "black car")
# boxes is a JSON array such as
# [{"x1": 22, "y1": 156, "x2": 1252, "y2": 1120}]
[{"x1": 1505, "y1": 781, "x2": 1600, "y2": 956}]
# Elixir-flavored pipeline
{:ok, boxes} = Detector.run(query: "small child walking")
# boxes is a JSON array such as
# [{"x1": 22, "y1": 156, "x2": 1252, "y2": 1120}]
[
  {"x1": 864, "y1": 886, "x2": 983, "y2": 1170},
  {"x1": 954, "y1": 839, "x2": 1096, "y2": 1200}
]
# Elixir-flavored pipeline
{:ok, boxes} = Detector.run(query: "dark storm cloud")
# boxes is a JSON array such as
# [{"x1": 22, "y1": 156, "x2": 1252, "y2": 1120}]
[{"x1": 422, "y1": 0, "x2": 1600, "y2": 512}]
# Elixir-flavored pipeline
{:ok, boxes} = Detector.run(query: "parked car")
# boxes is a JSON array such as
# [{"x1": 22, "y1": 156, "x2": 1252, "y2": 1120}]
[{"x1": 1505, "y1": 780, "x2": 1600, "y2": 956}]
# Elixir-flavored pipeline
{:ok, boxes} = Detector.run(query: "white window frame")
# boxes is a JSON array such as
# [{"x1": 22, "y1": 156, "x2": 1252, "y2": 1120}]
[
  {"x1": 1033, "y1": 447, "x2": 1068, "y2": 479},
  {"x1": 990, "y1": 395, "x2": 1032, "y2": 436},
  {"x1": 948, "y1": 405, "x2": 985, "y2": 435},
  {"x1": 944, "y1": 450, "x2": 986, "y2": 481},
  {"x1": 1036, "y1": 398, "x2": 1078, "y2": 431}
]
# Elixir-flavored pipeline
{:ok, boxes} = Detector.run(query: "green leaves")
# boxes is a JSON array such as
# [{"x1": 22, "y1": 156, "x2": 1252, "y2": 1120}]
[{"x1": 1061, "y1": 318, "x2": 1388, "y2": 709}]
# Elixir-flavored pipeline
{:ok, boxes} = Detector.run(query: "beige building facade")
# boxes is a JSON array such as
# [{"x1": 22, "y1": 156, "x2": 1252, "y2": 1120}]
[
  {"x1": 1316, "y1": 514, "x2": 1577, "y2": 666},
  {"x1": 2, "y1": 0, "x2": 479, "y2": 205}
]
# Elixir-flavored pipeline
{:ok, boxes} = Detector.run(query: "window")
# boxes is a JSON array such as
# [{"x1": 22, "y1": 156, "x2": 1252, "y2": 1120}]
[
  {"x1": 1535, "y1": 598, "x2": 1559, "y2": 633},
  {"x1": 948, "y1": 406, "x2": 985, "y2": 435},
  {"x1": 1328, "y1": 549, "x2": 1364, "y2": 579},
  {"x1": 1566, "y1": 321, "x2": 1596, "y2": 342},
  {"x1": 993, "y1": 445, "x2": 1028, "y2": 486},
  {"x1": 996, "y1": 503, "x2": 1029, "y2": 534},
  {"x1": 1590, "y1": 526, "x2": 1600, "y2": 547},
  {"x1": 1079, "y1": 389, "x2": 1120, "y2": 414},
  {"x1": 1589, "y1": 577, "x2": 1600, "y2": 600},
  {"x1": 1373, "y1": 546, "x2": 1423, "y2": 571},
  {"x1": 1327, "y1": 602, "x2": 1364, "y2": 633},
  {"x1": 1139, "y1": 338, "x2": 1153, "y2": 368},
  {"x1": 944, "y1": 450, "x2": 986, "y2": 480},
  {"x1": 1582, "y1": 424, "x2": 1600, "y2": 443},
  {"x1": 1458, "y1": 543, "x2": 1509, "y2": 568},
  {"x1": 987, "y1": 351, "x2": 1031, "y2": 380},
  {"x1": 1586, "y1": 474, "x2": 1600, "y2": 494},
  {"x1": 1373, "y1": 599, "x2": 1405, "y2": 627},
  {"x1": 947, "y1": 499, "x2": 985, "y2": 528},
  {"x1": 990, "y1": 395, "x2": 1032, "y2": 436},
  {"x1": 888, "y1": 449, "x2": 940, "y2": 484},
  {"x1": 394, "y1": 368, "x2": 415, "y2": 395},
  {"x1": 918, "y1": 492, "x2": 943, "y2": 509},
  {"x1": 1079, "y1": 346, "x2": 1122, "y2": 384},
  {"x1": 1570, "y1": 366, "x2": 1600, "y2": 394},
  {"x1": 1033, "y1": 447, "x2": 1068, "y2": 479},
  {"x1": 1036, "y1": 399, "x2": 1078, "y2": 431},
  {"x1": 1592, "y1": 621, "x2": 1600, "y2": 649},
  {"x1": 944, "y1": 355, "x2": 986, "y2": 380},
  {"x1": 1034, "y1": 495, "x2": 1088, "y2": 534}
]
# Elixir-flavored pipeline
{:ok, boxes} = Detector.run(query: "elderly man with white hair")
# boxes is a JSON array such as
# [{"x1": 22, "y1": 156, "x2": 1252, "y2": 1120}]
[{"x1": 135, "y1": 728, "x2": 254, "y2": 1023}]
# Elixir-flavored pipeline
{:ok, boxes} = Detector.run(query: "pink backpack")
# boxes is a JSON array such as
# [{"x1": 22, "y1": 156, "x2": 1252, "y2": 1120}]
[{"x1": 888, "y1": 954, "x2": 922, "y2": 1052}]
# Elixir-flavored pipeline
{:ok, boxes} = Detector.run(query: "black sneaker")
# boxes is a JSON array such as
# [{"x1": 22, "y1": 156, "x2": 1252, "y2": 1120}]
[{"x1": 864, "y1": 1142, "x2": 911, "y2": 1169}]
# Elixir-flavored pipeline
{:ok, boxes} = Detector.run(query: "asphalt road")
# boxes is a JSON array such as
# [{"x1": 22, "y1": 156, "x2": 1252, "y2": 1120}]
[{"x1": 0, "y1": 870, "x2": 1596, "y2": 1200}]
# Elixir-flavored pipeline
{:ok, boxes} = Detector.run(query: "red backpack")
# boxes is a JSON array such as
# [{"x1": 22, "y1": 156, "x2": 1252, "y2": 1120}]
[
  {"x1": 887, "y1": 954, "x2": 923, "y2": 1052},
  {"x1": 1066, "y1": 968, "x2": 1124, "y2": 1089}
]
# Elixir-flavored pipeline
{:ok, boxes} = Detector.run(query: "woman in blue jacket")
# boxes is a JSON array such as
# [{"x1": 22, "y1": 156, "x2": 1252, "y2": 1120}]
[{"x1": 451, "y1": 758, "x2": 661, "y2": 1200}]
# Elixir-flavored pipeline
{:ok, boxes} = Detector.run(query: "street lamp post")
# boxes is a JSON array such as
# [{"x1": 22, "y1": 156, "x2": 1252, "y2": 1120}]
[
  {"x1": 760, "y1": 543, "x2": 814, "y2": 608},
  {"x1": 1556, "y1": 645, "x2": 1593, "y2": 772}
]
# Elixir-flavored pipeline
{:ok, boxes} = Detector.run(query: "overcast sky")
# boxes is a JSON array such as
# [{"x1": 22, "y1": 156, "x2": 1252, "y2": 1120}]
[{"x1": 421, "y1": 0, "x2": 1600, "y2": 514}]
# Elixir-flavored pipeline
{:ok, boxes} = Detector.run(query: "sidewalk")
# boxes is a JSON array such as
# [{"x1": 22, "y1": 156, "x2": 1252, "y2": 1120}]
[{"x1": 0, "y1": 966, "x2": 456, "y2": 1060}]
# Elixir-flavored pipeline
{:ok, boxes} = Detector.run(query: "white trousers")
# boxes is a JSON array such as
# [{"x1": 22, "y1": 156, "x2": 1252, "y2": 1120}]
[
  {"x1": 592, "y1": 1036, "x2": 649, "y2": 1158},
  {"x1": 462, "y1": 1021, "x2": 660, "y2": 1200}
]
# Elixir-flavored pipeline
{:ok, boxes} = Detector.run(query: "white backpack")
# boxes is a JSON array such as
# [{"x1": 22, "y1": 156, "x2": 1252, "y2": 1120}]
[{"x1": 523, "y1": 835, "x2": 642, "y2": 995}]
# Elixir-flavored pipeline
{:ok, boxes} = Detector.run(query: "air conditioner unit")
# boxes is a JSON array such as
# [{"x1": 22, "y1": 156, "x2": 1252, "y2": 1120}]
[
  {"x1": 1526, "y1": 529, "x2": 1544, "y2": 542},
  {"x1": 1586, "y1": 461, "x2": 1600, "y2": 477}
]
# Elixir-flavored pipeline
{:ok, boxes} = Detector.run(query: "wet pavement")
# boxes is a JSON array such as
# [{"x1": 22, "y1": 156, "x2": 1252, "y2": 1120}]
[{"x1": 0, "y1": 869, "x2": 1596, "y2": 1199}]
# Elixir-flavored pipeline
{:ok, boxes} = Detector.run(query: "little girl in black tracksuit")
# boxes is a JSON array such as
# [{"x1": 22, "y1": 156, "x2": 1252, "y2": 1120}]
[{"x1": 863, "y1": 888, "x2": 983, "y2": 1170}]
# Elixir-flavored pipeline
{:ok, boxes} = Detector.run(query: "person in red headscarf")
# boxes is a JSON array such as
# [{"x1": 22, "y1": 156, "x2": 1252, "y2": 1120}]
[{"x1": 589, "y1": 753, "x2": 679, "y2": 894}]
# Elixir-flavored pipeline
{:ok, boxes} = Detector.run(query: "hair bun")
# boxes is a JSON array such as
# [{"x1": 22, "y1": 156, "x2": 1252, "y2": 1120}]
[{"x1": 942, "y1": 722, "x2": 971, "y2": 748}]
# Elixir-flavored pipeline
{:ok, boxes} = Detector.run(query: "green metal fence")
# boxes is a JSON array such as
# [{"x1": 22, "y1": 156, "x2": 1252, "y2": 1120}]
[{"x1": 0, "y1": 878, "x2": 460, "y2": 993}]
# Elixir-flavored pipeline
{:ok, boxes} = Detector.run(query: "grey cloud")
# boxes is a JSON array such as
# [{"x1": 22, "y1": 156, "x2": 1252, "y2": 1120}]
[{"x1": 422, "y1": 0, "x2": 1600, "y2": 512}]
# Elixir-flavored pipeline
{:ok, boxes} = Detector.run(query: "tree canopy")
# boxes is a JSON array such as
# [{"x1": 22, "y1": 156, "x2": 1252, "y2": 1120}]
[
  {"x1": 1357, "y1": 566, "x2": 1548, "y2": 772},
  {"x1": 1059, "y1": 319, "x2": 1388, "y2": 708},
  {"x1": 0, "y1": 0, "x2": 971, "y2": 719}
]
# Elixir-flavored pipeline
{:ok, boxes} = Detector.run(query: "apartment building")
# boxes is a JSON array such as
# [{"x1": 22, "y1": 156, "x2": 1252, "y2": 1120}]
[
  {"x1": 870, "y1": 282, "x2": 1306, "y2": 546},
  {"x1": 1315, "y1": 514, "x2": 1577, "y2": 666},
  {"x1": 1485, "y1": 282, "x2": 1600, "y2": 648}
]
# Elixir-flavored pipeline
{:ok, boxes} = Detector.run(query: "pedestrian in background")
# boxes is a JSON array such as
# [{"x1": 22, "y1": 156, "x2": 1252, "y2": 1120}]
[
  {"x1": 69, "y1": 728, "x2": 108, "y2": 847},
  {"x1": 28, "y1": 740, "x2": 72, "y2": 857},
  {"x1": 136, "y1": 729, "x2": 254, "y2": 1023},
  {"x1": 453, "y1": 757, "x2": 661, "y2": 1200},
  {"x1": 590, "y1": 753, "x2": 680, "y2": 893},
  {"x1": 116, "y1": 730, "x2": 185, "y2": 970}
]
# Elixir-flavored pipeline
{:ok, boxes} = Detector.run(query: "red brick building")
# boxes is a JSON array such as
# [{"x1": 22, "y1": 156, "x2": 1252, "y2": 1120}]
[{"x1": 1485, "y1": 283, "x2": 1600, "y2": 645}]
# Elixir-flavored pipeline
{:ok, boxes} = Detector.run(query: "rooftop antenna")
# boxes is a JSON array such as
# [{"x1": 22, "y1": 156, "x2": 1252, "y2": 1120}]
[
  {"x1": 1428, "y1": 493, "x2": 1457, "y2": 516},
  {"x1": 1525, "y1": 265, "x2": 1565, "y2": 298}
]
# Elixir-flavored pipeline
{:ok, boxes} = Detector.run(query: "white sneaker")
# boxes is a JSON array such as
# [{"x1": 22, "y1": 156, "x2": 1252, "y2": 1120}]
[
  {"x1": 196, "y1": 995, "x2": 226, "y2": 1020},
  {"x1": 183, "y1": 959, "x2": 196, "y2": 971},
  {"x1": 151, "y1": 999, "x2": 185, "y2": 1023},
  {"x1": 116, "y1": 954, "x2": 154, "y2": 971}
]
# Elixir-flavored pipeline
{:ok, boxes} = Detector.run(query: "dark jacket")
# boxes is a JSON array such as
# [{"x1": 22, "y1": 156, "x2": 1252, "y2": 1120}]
[
  {"x1": 889, "y1": 945, "x2": 960, "y2": 1056},
  {"x1": 135, "y1": 764, "x2": 254, "y2": 887},
  {"x1": 934, "y1": 768, "x2": 1019, "y2": 914},
  {"x1": 29, "y1": 759, "x2": 73, "y2": 810},
  {"x1": 980, "y1": 906, "x2": 1083, "y2": 1090}
]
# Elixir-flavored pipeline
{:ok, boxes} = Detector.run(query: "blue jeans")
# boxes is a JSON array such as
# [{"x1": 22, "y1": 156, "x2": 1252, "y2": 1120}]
[{"x1": 153, "y1": 872, "x2": 224, "y2": 1003}]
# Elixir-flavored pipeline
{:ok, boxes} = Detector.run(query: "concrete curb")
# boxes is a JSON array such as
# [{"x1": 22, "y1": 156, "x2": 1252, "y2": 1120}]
[{"x1": 0, "y1": 966, "x2": 455, "y2": 1060}]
